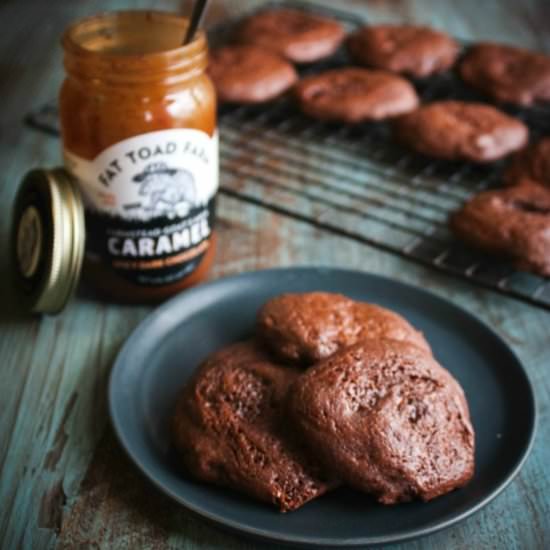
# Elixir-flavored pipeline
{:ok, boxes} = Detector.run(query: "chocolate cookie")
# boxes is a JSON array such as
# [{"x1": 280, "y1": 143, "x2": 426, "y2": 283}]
[
  {"x1": 208, "y1": 45, "x2": 298, "y2": 104},
  {"x1": 460, "y1": 43, "x2": 550, "y2": 106},
  {"x1": 237, "y1": 8, "x2": 345, "y2": 63},
  {"x1": 257, "y1": 292, "x2": 430, "y2": 366},
  {"x1": 171, "y1": 341, "x2": 335, "y2": 512},
  {"x1": 505, "y1": 138, "x2": 550, "y2": 189},
  {"x1": 294, "y1": 68, "x2": 419, "y2": 123},
  {"x1": 347, "y1": 25, "x2": 459, "y2": 78},
  {"x1": 450, "y1": 182, "x2": 550, "y2": 276},
  {"x1": 288, "y1": 340, "x2": 475, "y2": 504},
  {"x1": 394, "y1": 101, "x2": 528, "y2": 162}
]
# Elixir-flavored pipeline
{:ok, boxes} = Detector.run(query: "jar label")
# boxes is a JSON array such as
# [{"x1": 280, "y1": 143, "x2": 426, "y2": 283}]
[{"x1": 64, "y1": 128, "x2": 218, "y2": 287}]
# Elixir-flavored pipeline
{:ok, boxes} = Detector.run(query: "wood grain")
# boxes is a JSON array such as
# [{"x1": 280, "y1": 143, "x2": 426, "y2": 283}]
[{"x1": 0, "y1": 1, "x2": 549, "y2": 549}]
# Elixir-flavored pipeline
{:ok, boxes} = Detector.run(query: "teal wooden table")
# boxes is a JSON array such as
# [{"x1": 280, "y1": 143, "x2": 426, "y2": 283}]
[{"x1": 1, "y1": 0, "x2": 549, "y2": 548}]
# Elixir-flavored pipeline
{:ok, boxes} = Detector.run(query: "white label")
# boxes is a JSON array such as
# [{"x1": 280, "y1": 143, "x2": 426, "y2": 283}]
[
  {"x1": 64, "y1": 128, "x2": 218, "y2": 221},
  {"x1": 64, "y1": 128, "x2": 218, "y2": 287}
]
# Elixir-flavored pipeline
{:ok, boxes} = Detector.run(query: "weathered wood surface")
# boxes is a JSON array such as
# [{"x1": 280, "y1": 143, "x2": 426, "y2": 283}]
[{"x1": 0, "y1": 0, "x2": 549, "y2": 549}]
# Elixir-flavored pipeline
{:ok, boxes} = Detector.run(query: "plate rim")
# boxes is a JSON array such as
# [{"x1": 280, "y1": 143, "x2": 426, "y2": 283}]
[{"x1": 108, "y1": 267, "x2": 538, "y2": 547}]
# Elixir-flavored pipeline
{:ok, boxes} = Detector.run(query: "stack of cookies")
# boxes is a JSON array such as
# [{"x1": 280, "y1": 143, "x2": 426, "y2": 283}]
[
  {"x1": 172, "y1": 292, "x2": 475, "y2": 512},
  {"x1": 207, "y1": 7, "x2": 550, "y2": 276}
]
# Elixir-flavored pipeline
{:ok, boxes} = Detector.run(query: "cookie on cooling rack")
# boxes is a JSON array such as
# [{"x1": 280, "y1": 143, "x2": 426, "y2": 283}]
[
  {"x1": 294, "y1": 68, "x2": 419, "y2": 123},
  {"x1": 208, "y1": 45, "x2": 298, "y2": 104},
  {"x1": 450, "y1": 181, "x2": 550, "y2": 276},
  {"x1": 347, "y1": 24, "x2": 459, "y2": 78},
  {"x1": 394, "y1": 100, "x2": 528, "y2": 163},
  {"x1": 236, "y1": 8, "x2": 345, "y2": 63},
  {"x1": 288, "y1": 339, "x2": 475, "y2": 504},
  {"x1": 459, "y1": 43, "x2": 550, "y2": 106},
  {"x1": 172, "y1": 341, "x2": 336, "y2": 512},
  {"x1": 505, "y1": 138, "x2": 550, "y2": 189},
  {"x1": 257, "y1": 292, "x2": 430, "y2": 366}
]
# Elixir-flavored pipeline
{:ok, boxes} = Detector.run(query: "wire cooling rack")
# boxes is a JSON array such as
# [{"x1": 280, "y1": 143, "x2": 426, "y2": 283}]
[{"x1": 25, "y1": 1, "x2": 550, "y2": 310}]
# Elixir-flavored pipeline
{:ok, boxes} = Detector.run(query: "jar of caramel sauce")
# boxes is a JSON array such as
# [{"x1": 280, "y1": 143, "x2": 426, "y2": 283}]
[{"x1": 60, "y1": 11, "x2": 217, "y2": 302}]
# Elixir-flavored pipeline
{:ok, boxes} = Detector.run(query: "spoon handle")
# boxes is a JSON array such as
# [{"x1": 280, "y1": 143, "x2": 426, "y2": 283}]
[{"x1": 183, "y1": 0, "x2": 209, "y2": 45}]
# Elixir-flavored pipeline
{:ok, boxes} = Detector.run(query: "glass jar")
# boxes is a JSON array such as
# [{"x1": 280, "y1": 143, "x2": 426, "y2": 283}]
[{"x1": 60, "y1": 11, "x2": 217, "y2": 302}]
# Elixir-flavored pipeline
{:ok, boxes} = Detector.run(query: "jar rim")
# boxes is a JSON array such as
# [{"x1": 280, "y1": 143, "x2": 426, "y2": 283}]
[{"x1": 61, "y1": 10, "x2": 206, "y2": 62}]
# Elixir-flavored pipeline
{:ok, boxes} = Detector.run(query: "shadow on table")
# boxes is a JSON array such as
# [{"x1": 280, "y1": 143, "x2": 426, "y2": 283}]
[{"x1": 56, "y1": 428, "x2": 281, "y2": 550}]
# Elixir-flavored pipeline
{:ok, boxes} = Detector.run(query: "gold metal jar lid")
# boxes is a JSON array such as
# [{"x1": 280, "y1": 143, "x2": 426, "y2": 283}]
[{"x1": 12, "y1": 168, "x2": 85, "y2": 314}]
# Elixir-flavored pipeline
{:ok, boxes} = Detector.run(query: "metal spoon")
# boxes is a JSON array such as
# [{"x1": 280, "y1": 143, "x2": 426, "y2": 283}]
[{"x1": 182, "y1": 0, "x2": 209, "y2": 45}]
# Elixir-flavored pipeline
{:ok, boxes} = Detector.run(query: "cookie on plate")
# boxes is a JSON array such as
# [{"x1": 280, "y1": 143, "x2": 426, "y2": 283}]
[
  {"x1": 171, "y1": 341, "x2": 335, "y2": 512},
  {"x1": 294, "y1": 68, "x2": 419, "y2": 123},
  {"x1": 394, "y1": 100, "x2": 528, "y2": 162},
  {"x1": 505, "y1": 138, "x2": 550, "y2": 189},
  {"x1": 459, "y1": 43, "x2": 550, "y2": 106},
  {"x1": 347, "y1": 24, "x2": 459, "y2": 78},
  {"x1": 450, "y1": 182, "x2": 550, "y2": 276},
  {"x1": 288, "y1": 339, "x2": 475, "y2": 504},
  {"x1": 237, "y1": 8, "x2": 345, "y2": 63},
  {"x1": 257, "y1": 292, "x2": 430, "y2": 365},
  {"x1": 208, "y1": 45, "x2": 298, "y2": 104}
]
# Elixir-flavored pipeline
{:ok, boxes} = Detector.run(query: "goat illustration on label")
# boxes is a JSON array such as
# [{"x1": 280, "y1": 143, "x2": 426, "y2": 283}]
[{"x1": 130, "y1": 162, "x2": 198, "y2": 219}]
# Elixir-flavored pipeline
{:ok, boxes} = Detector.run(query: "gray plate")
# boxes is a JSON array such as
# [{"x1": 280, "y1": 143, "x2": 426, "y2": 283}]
[{"x1": 109, "y1": 267, "x2": 536, "y2": 547}]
